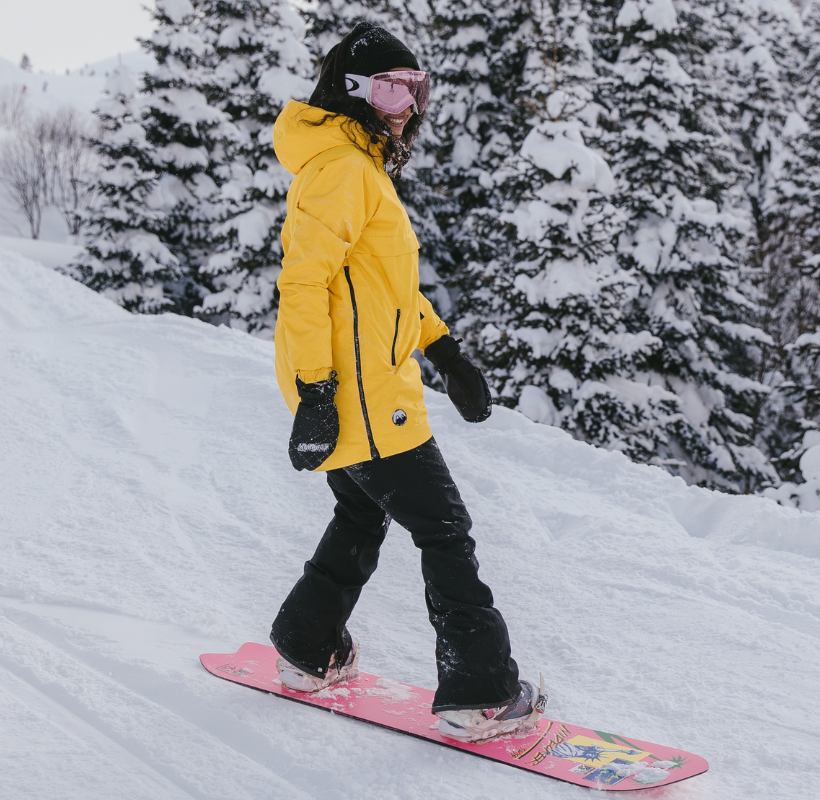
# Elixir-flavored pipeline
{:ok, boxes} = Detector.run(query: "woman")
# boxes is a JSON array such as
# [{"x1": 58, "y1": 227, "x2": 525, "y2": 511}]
[{"x1": 270, "y1": 22, "x2": 545, "y2": 742}]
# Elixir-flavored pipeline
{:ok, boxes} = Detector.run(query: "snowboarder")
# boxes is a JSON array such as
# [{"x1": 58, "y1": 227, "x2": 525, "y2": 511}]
[{"x1": 269, "y1": 21, "x2": 546, "y2": 742}]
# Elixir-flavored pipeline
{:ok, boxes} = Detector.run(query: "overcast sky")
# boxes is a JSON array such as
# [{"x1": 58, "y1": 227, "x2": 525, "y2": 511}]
[{"x1": 0, "y1": 1, "x2": 154, "y2": 73}]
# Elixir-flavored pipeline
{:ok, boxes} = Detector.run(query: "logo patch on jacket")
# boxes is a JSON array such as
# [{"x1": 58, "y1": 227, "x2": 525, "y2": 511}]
[{"x1": 392, "y1": 410, "x2": 407, "y2": 426}]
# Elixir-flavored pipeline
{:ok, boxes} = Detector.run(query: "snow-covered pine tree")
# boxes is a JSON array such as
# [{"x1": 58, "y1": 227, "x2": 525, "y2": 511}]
[
  {"x1": 780, "y1": 0, "x2": 820, "y2": 280},
  {"x1": 426, "y1": 0, "x2": 524, "y2": 230},
  {"x1": 754, "y1": 0, "x2": 820, "y2": 486},
  {"x1": 418, "y1": 0, "x2": 540, "y2": 354},
  {"x1": 792, "y1": 0, "x2": 820, "y2": 281},
  {"x1": 194, "y1": 0, "x2": 313, "y2": 335},
  {"x1": 760, "y1": 326, "x2": 820, "y2": 508},
  {"x1": 591, "y1": 0, "x2": 776, "y2": 491},
  {"x1": 703, "y1": 0, "x2": 813, "y2": 485},
  {"x1": 721, "y1": 0, "x2": 803, "y2": 236},
  {"x1": 136, "y1": 0, "x2": 241, "y2": 315},
  {"x1": 73, "y1": 66, "x2": 183, "y2": 313},
  {"x1": 457, "y1": 0, "x2": 679, "y2": 459}
]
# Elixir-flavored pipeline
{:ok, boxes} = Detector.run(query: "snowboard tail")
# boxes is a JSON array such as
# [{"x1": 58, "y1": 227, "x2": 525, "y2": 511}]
[{"x1": 200, "y1": 642, "x2": 708, "y2": 792}]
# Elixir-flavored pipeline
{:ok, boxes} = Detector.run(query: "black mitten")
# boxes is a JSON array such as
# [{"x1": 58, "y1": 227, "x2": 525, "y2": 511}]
[
  {"x1": 425, "y1": 335, "x2": 492, "y2": 423},
  {"x1": 288, "y1": 372, "x2": 340, "y2": 471}
]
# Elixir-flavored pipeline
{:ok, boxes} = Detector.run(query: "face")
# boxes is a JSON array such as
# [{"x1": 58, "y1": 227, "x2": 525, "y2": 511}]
[
  {"x1": 374, "y1": 106, "x2": 413, "y2": 137},
  {"x1": 373, "y1": 67, "x2": 414, "y2": 137}
]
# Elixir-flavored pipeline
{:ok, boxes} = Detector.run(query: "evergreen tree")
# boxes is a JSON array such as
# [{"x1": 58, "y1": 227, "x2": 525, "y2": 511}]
[
  {"x1": 755, "y1": 0, "x2": 820, "y2": 485},
  {"x1": 136, "y1": 0, "x2": 241, "y2": 315},
  {"x1": 419, "y1": 0, "x2": 535, "y2": 355},
  {"x1": 458, "y1": 1, "x2": 678, "y2": 459},
  {"x1": 74, "y1": 66, "x2": 183, "y2": 313},
  {"x1": 426, "y1": 0, "x2": 524, "y2": 229},
  {"x1": 195, "y1": 0, "x2": 314, "y2": 336},
  {"x1": 592, "y1": 0, "x2": 775, "y2": 491},
  {"x1": 789, "y1": 0, "x2": 820, "y2": 279},
  {"x1": 722, "y1": 0, "x2": 803, "y2": 232},
  {"x1": 79, "y1": 0, "x2": 242, "y2": 316}
]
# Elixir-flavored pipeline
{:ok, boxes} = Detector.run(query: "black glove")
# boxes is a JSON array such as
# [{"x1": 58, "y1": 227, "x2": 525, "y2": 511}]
[
  {"x1": 288, "y1": 372, "x2": 340, "y2": 471},
  {"x1": 425, "y1": 335, "x2": 492, "y2": 423}
]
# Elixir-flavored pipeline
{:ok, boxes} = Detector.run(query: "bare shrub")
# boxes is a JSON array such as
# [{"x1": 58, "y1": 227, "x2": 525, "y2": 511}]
[
  {"x1": 0, "y1": 83, "x2": 27, "y2": 128},
  {"x1": 0, "y1": 107, "x2": 98, "y2": 239},
  {"x1": 49, "y1": 108, "x2": 100, "y2": 235},
  {"x1": 0, "y1": 120, "x2": 49, "y2": 238}
]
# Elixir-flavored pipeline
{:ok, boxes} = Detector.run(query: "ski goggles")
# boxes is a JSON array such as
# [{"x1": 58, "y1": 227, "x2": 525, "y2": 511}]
[{"x1": 344, "y1": 70, "x2": 430, "y2": 115}]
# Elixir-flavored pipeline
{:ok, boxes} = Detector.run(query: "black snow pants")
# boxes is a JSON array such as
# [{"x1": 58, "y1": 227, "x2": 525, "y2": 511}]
[{"x1": 270, "y1": 437, "x2": 520, "y2": 711}]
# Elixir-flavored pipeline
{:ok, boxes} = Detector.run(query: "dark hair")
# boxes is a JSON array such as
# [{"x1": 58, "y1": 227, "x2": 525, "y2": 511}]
[{"x1": 305, "y1": 24, "x2": 424, "y2": 179}]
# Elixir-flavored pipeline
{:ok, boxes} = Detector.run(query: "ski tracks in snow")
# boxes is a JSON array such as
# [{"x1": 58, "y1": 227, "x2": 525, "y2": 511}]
[{"x1": 0, "y1": 599, "x2": 315, "y2": 800}]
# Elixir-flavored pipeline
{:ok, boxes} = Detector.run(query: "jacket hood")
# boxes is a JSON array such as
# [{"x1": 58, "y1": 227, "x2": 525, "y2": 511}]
[{"x1": 274, "y1": 100, "x2": 377, "y2": 176}]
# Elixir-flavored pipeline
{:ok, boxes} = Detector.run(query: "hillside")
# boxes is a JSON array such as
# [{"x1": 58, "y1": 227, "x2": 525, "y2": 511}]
[
  {"x1": 1, "y1": 247, "x2": 819, "y2": 799},
  {"x1": 0, "y1": 51, "x2": 153, "y2": 115}
]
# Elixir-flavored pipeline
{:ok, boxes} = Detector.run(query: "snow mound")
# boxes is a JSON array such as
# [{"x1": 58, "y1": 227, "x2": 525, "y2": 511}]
[
  {"x1": 0, "y1": 248, "x2": 126, "y2": 330},
  {"x1": 1, "y1": 251, "x2": 819, "y2": 800},
  {"x1": 0, "y1": 236, "x2": 82, "y2": 271}
]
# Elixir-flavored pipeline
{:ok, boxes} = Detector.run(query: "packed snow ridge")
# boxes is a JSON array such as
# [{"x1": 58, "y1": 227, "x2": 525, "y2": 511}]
[{"x1": 1, "y1": 248, "x2": 819, "y2": 800}]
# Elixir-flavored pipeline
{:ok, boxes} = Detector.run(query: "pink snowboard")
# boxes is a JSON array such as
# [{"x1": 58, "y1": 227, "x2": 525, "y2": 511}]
[{"x1": 200, "y1": 642, "x2": 708, "y2": 791}]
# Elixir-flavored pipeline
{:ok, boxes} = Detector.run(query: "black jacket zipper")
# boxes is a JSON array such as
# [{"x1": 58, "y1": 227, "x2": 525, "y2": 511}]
[
  {"x1": 344, "y1": 266, "x2": 380, "y2": 460},
  {"x1": 391, "y1": 309, "x2": 401, "y2": 367}
]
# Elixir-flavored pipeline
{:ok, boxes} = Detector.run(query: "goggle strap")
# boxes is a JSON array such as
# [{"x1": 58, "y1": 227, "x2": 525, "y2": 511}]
[{"x1": 344, "y1": 74, "x2": 371, "y2": 101}]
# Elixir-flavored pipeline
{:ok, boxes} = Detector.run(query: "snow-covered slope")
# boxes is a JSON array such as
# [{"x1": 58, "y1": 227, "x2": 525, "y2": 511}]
[
  {"x1": 0, "y1": 236, "x2": 82, "y2": 270},
  {"x1": 0, "y1": 51, "x2": 153, "y2": 116},
  {"x1": 1, "y1": 248, "x2": 819, "y2": 800}
]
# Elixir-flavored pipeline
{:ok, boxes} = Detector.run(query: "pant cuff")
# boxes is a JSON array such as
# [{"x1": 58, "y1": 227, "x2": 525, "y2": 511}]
[
  {"x1": 431, "y1": 693, "x2": 517, "y2": 714},
  {"x1": 269, "y1": 633, "x2": 328, "y2": 679}
]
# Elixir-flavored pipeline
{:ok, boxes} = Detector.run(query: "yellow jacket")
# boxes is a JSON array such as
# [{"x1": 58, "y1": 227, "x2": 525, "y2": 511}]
[{"x1": 273, "y1": 100, "x2": 448, "y2": 471}]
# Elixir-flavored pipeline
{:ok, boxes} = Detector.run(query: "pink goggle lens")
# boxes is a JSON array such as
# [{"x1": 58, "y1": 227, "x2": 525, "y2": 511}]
[{"x1": 345, "y1": 71, "x2": 430, "y2": 115}]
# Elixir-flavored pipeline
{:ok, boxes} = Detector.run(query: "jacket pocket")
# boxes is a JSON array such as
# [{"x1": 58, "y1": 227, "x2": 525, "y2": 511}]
[
  {"x1": 391, "y1": 309, "x2": 401, "y2": 368},
  {"x1": 354, "y1": 230, "x2": 419, "y2": 257}
]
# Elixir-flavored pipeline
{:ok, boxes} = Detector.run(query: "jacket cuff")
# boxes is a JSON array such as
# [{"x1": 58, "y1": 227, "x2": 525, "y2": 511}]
[{"x1": 296, "y1": 367, "x2": 334, "y2": 383}]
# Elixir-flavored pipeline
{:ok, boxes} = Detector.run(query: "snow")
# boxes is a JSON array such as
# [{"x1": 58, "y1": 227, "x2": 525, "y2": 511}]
[
  {"x1": 0, "y1": 249, "x2": 125, "y2": 330},
  {"x1": 0, "y1": 236, "x2": 81, "y2": 270},
  {"x1": 520, "y1": 128, "x2": 615, "y2": 193},
  {"x1": 158, "y1": 0, "x2": 195, "y2": 25},
  {"x1": 450, "y1": 131, "x2": 481, "y2": 169},
  {"x1": 512, "y1": 257, "x2": 603, "y2": 309},
  {"x1": 764, "y1": 430, "x2": 820, "y2": 512},
  {"x1": 516, "y1": 384, "x2": 562, "y2": 426},
  {"x1": 2, "y1": 249, "x2": 820, "y2": 799},
  {"x1": 233, "y1": 207, "x2": 275, "y2": 250},
  {"x1": 616, "y1": 0, "x2": 678, "y2": 34},
  {"x1": 0, "y1": 52, "x2": 153, "y2": 118},
  {"x1": 257, "y1": 67, "x2": 313, "y2": 106}
]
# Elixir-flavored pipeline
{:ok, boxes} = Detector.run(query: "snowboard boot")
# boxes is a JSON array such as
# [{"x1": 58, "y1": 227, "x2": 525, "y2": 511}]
[
  {"x1": 276, "y1": 639, "x2": 360, "y2": 693},
  {"x1": 436, "y1": 678, "x2": 548, "y2": 742}
]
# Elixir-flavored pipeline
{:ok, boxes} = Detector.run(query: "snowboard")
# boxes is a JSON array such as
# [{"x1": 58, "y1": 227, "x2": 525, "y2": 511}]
[{"x1": 200, "y1": 642, "x2": 708, "y2": 792}]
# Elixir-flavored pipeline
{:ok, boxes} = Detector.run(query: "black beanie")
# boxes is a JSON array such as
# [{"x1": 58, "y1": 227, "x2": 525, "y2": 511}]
[
  {"x1": 344, "y1": 22, "x2": 419, "y2": 76},
  {"x1": 310, "y1": 22, "x2": 420, "y2": 108}
]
